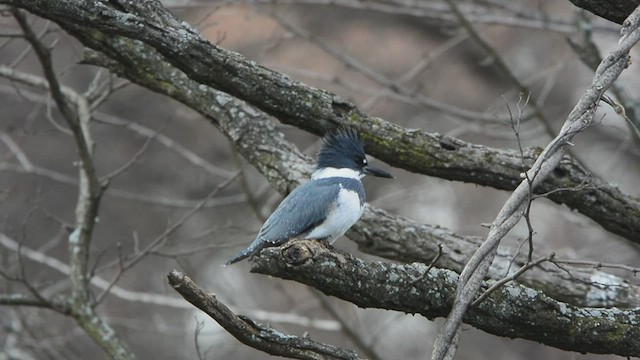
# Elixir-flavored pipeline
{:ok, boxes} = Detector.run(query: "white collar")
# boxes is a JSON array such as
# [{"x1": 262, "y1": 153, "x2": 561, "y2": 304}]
[{"x1": 311, "y1": 167, "x2": 363, "y2": 180}]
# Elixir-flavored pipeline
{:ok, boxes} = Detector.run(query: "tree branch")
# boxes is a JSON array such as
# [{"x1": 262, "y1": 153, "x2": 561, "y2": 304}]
[
  {"x1": 431, "y1": 7, "x2": 640, "y2": 359},
  {"x1": 11, "y1": 8, "x2": 132, "y2": 359},
  {"x1": 1, "y1": 233, "x2": 342, "y2": 331},
  {"x1": 250, "y1": 240, "x2": 640, "y2": 357},
  {"x1": 569, "y1": 12, "x2": 640, "y2": 135},
  {"x1": 568, "y1": 0, "x2": 640, "y2": 24},
  {"x1": 167, "y1": 269, "x2": 362, "y2": 360},
  {"x1": 2, "y1": 1, "x2": 638, "y2": 356},
  {"x1": 246, "y1": 0, "x2": 619, "y2": 34},
  {"x1": 0, "y1": 293, "x2": 69, "y2": 311},
  {"x1": 3, "y1": 0, "x2": 640, "y2": 244},
  {"x1": 73, "y1": 33, "x2": 640, "y2": 309}
]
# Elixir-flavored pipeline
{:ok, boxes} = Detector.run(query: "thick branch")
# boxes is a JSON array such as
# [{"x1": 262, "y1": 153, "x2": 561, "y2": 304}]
[
  {"x1": 2, "y1": 2, "x2": 638, "y2": 354},
  {"x1": 568, "y1": 0, "x2": 640, "y2": 24},
  {"x1": 77, "y1": 33, "x2": 639, "y2": 309},
  {"x1": 4, "y1": 0, "x2": 640, "y2": 244},
  {"x1": 353, "y1": 207, "x2": 640, "y2": 308},
  {"x1": 167, "y1": 270, "x2": 361, "y2": 360},
  {"x1": 250, "y1": 240, "x2": 640, "y2": 357}
]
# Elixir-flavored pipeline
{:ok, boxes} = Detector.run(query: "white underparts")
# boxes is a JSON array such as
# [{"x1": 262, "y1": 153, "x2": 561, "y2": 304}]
[{"x1": 305, "y1": 185, "x2": 364, "y2": 243}]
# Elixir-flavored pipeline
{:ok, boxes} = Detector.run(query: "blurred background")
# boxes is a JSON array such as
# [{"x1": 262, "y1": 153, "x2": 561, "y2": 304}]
[{"x1": 1, "y1": 0, "x2": 639, "y2": 359}]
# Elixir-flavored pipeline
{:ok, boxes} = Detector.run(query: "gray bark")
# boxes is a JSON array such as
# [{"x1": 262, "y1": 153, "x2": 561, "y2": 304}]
[
  {"x1": 251, "y1": 240, "x2": 640, "y2": 357},
  {"x1": 569, "y1": 0, "x2": 640, "y2": 24},
  {"x1": 2, "y1": 0, "x2": 640, "y2": 245},
  {"x1": 3, "y1": 0, "x2": 639, "y2": 356},
  {"x1": 79, "y1": 32, "x2": 639, "y2": 312}
]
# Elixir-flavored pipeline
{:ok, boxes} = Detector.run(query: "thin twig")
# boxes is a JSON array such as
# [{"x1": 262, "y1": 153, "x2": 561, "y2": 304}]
[
  {"x1": 551, "y1": 258, "x2": 640, "y2": 276},
  {"x1": 262, "y1": 7, "x2": 526, "y2": 124},
  {"x1": 443, "y1": 0, "x2": 552, "y2": 135},
  {"x1": 102, "y1": 171, "x2": 242, "y2": 273},
  {"x1": 506, "y1": 93, "x2": 537, "y2": 262},
  {"x1": 410, "y1": 243, "x2": 443, "y2": 286},
  {"x1": 94, "y1": 242, "x2": 126, "y2": 305},
  {"x1": 246, "y1": 0, "x2": 618, "y2": 34},
  {"x1": 99, "y1": 123, "x2": 159, "y2": 182},
  {"x1": 0, "y1": 161, "x2": 246, "y2": 209},
  {"x1": 0, "y1": 65, "x2": 236, "y2": 180},
  {"x1": 193, "y1": 319, "x2": 206, "y2": 360},
  {"x1": 602, "y1": 95, "x2": 640, "y2": 142}
]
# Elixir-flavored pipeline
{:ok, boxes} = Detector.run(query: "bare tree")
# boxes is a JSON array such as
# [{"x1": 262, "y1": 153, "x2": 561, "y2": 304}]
[{"x1": 1, "y1": 1, "x2": 639, "y2": 359}]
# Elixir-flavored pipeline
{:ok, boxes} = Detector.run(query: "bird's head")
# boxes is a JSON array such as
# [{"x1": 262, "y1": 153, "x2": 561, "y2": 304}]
[{"x1": 314, "y1": 127, "x2": 394, "y2": 179}]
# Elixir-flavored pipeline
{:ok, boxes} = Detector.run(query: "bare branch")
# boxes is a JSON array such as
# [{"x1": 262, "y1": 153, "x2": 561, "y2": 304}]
[
  {"x1": 567, "y1": 0, "x2": 640, "y2": 24},
  {"x1": 167, "y1": 269, "x2": 362, "y2": 360},
  {"x1": 79, "y1": 33, "x2": 640, "y2": 309},
  {"x1": 0, "y1": 132, "x2": 33, "y2": 171},
  {"x1": 244, "y1": 0, "x2": 619, "y2": 34},
  {"x1": 0, "y1": 161, "x2": 245, "y2": 208},
  {"x1": 1, "y1": 233, "x2": 341, "y2": 330},
  {"x1": 0, "y1": 232, "x2": 197, "y2": 308},
  {"x1": 12, "y1": 5, "x2": 99, "y2": 296},
  {"x1": 12, "y1": 8, "x2": 133, "y2": 359},
  {"x1": 263, "y1": 8, "x2": 520, "y2": 125},
  {"x1": 569, "y1": 12, "x2": 640, "y2": 140},
  {"x1": 552, "y1": 257, "x2": 640, "y2": 275},
  {"x1": 250, "y1": 240, "x2": 640, "y2": 357},
  {"x1": 2, "y1": 2, "x2": 639, "y2": 357},
  {"x1": 0, "y1": 293, "x2": 68, "y2": 311},
  {"x1": 443, "y1": 0, "x2": 555, "y2": 139},
  {"x1": 431, "y1": 7, "x2": 640, "y2": 360},
  {"x1": 99, "y1": 128, "x2": 156, "y2": 182},
  {"x1": 0, "y1": 64, "x2": 235, "y2": 179},
  {"x1": 104, "y1": 171, "x2": 241, "y2": 272},
  {"x1": 24, "y1": 0, "x2": 635, "y2": 244}
]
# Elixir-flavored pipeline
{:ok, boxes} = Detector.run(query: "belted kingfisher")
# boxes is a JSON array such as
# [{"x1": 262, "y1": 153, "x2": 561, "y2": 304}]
[{"x1": 225, "y1": 127, "x2": 393, "y2": 265}]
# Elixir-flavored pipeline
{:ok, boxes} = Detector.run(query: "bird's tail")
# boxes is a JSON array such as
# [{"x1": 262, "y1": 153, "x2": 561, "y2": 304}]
[{"x1": 223, "y1": 241, "x2": 262, "y2": 266}]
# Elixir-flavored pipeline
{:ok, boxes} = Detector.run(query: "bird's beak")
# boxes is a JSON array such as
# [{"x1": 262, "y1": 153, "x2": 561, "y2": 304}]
[{"x1": 364, "y1": 165, "x2": 394, "y2": 179}]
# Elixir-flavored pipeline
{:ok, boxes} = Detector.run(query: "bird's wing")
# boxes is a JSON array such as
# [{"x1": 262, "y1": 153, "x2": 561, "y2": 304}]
[
  {"x1": 224, "y1": 180, "x2": 341, "y2": 265},
  {"x1": 257, "y1": 180, "x2": 341, "y2": 244}
]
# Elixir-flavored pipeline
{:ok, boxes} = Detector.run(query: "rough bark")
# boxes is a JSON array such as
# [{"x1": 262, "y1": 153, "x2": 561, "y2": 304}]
[
  {"x1": 250, "y1": 240, "x2": 640, "y2": 357},
  {"x1": 569, "y1": 0, "x2": 640, "y2": 24},
  {"x1": 4, "y1": 1, "x2": 639, "y2": 356},
  {"x1": 76, "y1": 32, "x2": 639, "y2": 310},
  {"x1": 76, "y1": 34, "x2": 638, "y2": 309},
  {"x1": 2, "y1": 0, "x2": 640, "y2": 245}
]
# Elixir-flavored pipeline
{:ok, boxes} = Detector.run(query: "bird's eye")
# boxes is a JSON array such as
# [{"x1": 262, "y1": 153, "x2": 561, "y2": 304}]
[{"x1": 363, "y1": 158, "x2": 367, "y2": 165}]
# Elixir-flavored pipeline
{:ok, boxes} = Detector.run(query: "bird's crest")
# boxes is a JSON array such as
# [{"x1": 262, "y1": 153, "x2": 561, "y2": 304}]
[{"x1": 317, "y1": 127, "x2": 366, "y2": 170}]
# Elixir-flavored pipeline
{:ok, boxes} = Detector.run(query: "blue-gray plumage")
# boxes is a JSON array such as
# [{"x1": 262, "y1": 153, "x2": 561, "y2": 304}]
[{"x1": 224, "y1": 127, "x2": 393, "y2": 265}]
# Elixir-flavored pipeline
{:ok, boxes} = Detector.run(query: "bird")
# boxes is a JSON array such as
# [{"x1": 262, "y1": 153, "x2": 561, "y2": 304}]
[{"x1": 224, "y1": 127, "x2": 393, "y2": 265}]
